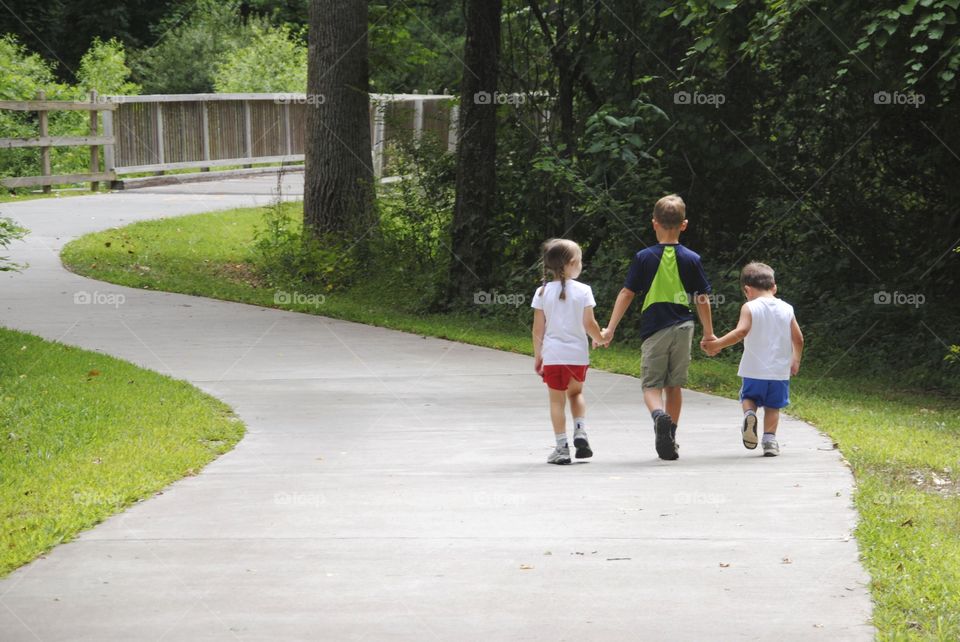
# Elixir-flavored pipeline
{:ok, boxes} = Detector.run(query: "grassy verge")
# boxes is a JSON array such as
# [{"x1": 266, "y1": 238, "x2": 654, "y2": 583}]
[
  {"x1": 0, "y1": 188, "x2": 100, "y2": 204},
  {"x1": 60, "y1": 202, "x2": 960, "y2": 639},
  {"x1": 0, "y1": 327, "x2": 244, "y2": 576}
]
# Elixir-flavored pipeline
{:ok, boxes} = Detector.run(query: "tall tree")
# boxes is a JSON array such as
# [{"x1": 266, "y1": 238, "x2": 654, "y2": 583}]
[
  {"x1": 447, "y1": 0, "x2": 502, "y2": 302},
  {"x1": 303, "y1": 0, "x2": 375, "y2": 238}
]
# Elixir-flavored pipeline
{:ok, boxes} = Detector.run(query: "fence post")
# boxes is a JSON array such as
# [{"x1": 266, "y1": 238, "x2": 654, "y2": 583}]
[
  {"x1": 372, "y1": 99, "x2": 386, "y2": 178},
  {"x1": 36, "y1": 90, "x2": 51, "y2": 193},
  {"x1": 154, "y1": 102, "x2": 165, "y2": 175},
  {"x1": 201, "y1": 99, "x2": 210, "y2": 172},
  {"x1": 102, "y1": 101, "x2": 115, "y2": 180},
  {"x1": 243, "y1": 100, "x2": 253, "y2": 169},
  {"x1": 413, "y1": 99, "x2": 424, "y2": 143},
  {"x1": 448, "y1": 104, "x2": 459, "y2": 154},
  {"x1": 284, "y1": 102, "x2": 292, "y2": 156},
  {"x1": 89, "y1": 90, "x2": 100, "y2": 192}
]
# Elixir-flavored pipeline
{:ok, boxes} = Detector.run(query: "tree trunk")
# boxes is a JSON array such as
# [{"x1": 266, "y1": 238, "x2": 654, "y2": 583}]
[
  {"x1": 447, "y1": 0, "x2": 502, "y2": 303},
  {"x1": 303, "y1": 0, "x2": 375, "y2": 239}
]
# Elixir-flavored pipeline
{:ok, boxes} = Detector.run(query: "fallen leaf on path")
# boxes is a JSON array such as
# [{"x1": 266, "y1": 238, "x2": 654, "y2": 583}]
[
  {"x1": 719, "y1": 563, "x2": 731, "y2": 568},
  {"x1": 519, "y1": 565, "x2": 533, "y2": 570},
  {"x1": 782, "y1": 557, "x2": 792, "y2": 564}
]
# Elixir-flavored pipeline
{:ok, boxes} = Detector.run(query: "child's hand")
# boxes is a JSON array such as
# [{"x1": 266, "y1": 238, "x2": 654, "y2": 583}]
[
  {"x1": 701, "y1": 338, "x2": 720, "y2": 356},
  {"x1": 534, "y1": 356, "x2": 544, "y2": 375},
  {"x1": 600, "y1": 327, "x2": 613, "y2": 345},
  {"x1": 790, "y1": 359, "x2": 800, "y2": 376}
]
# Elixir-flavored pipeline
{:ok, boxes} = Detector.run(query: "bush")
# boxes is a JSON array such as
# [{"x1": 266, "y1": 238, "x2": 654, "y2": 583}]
[{"x1": 213, "y1": 24, "x2": 307, "y2": 93}]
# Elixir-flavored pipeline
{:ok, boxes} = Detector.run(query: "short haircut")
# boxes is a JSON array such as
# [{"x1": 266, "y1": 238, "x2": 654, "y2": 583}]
[
  {"x1": 653, "y1": 194, "x2": 686, "y2": 229},
  {"x1": 740, "y1": 262, "x2": 776, "y2": 291}
]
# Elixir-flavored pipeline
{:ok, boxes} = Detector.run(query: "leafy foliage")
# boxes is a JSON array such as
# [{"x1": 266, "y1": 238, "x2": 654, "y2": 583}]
[{"x1": 213, "y1": 24, "x2": 307, "y2": 93}]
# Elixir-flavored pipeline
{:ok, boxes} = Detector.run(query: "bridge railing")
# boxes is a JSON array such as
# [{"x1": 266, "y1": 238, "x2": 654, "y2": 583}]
[{"x1": 102, "y1": 93, "x2": 458, "y2": 182}]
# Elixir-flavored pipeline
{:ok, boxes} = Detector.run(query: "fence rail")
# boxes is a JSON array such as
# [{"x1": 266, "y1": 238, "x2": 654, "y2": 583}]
[
  {"x1": 0, "y1": 91, "x2": 114, "y2": 191},
  {"x1": 1, "y1": 92, "x2": 458, "y2": 190}
]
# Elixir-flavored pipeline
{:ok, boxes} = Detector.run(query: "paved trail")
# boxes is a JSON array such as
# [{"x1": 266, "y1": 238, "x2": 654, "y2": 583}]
[{"x1": 0, "y1": 177, "x2": 873, "y2": 640}]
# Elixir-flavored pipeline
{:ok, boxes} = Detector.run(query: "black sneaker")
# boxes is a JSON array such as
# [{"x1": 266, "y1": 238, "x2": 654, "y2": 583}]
[
  {"x1": 654, "y1": 413, "x2": 678, "y2": 460},
  {"x1": 670, "y1": 422, "x2": 679, "y2": 456}
]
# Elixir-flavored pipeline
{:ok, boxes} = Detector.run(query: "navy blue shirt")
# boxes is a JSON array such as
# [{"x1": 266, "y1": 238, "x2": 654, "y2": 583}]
[{"x1": 624, "y1": 243, "x2": 712, "y2": 339}]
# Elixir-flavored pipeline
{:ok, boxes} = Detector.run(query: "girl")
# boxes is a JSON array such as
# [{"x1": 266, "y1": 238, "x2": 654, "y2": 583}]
[{"x1": 531, "y1": 239, "x2": 606, "y2": 464}]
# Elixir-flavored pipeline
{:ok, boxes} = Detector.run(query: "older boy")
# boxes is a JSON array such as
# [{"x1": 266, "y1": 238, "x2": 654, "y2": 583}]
[
  {"x1": 600, "y1": 194, "x2": 715, "y2": 460},
  {"x1": 703, "y1": 262, "x2": 804, "y2": 456}
]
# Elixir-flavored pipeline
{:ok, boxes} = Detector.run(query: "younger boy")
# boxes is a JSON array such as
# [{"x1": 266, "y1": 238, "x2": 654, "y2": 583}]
[
  {"x1": 600, "y1": 194, "x2": 715, "y2": 460},
  {"x1": 703, "y1": 262, "x2": 804, "y2": 456}
]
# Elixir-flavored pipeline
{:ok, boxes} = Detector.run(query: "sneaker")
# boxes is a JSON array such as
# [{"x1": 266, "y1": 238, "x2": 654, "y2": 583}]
[
  {"x1": 654, "y1": 413, "x2": 678, "y2": 460},
  {"x1": 742, "y1": 413, "x2": 759, "y2": 450},
  {"x1": 573, "y1": 427, "x2": 593, "y2": 459},
  {"x1": 670, "y1": 422, "x2": 680, "y2": 454},
  {"x1": 547, "y1": 444, "x2": 571, "y2": 465},
  {"x1": 762, "y1": 437, "x2": 780, "y2": 457}
]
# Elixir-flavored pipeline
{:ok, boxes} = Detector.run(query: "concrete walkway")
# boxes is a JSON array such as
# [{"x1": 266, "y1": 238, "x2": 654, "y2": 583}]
[{"x1": 0, "y1": 177, "x2": 873, "y2": 640}]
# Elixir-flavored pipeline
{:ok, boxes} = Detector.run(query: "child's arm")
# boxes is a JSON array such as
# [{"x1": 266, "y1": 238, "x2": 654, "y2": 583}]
[
  {"x1": 790, "y1": 317, "x2": 804, "y2": 375},
  {"x1": 704, "y1": 303, "x2": 752, "y2": 356},
  {"x1": 693, "y1": 293, "x2": 716, "y2": 345},
  {"x1": 601, "y1": 288, "x2": 635, "y2": 343},
  {"x1": 532, "y1": 309, "x2": 546, "y2": 374},
  {"x1": 583, "y1": 306, "x2": 605, "y2": 346}
]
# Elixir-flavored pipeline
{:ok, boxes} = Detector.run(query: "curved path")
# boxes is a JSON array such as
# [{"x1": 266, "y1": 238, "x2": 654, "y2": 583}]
[{"x1": 1, "y1": 177, "x2": 873, "y2": 640}]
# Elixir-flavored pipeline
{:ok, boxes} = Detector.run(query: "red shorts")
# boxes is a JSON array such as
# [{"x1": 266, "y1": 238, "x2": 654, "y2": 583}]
[{"x1": 541, "y1": 364, "x2": 588, "y2": 391}]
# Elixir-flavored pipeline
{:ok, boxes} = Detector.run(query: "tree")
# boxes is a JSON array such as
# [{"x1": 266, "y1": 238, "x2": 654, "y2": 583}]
[
  {"x1": 447, "y1": 0, "x2": 502, "y2": 303},
  {"x1": 303, "y1": 0, "x2": 375, "y2": 238}
]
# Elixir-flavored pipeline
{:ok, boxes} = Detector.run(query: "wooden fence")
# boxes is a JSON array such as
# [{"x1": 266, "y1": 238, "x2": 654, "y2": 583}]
[
  {"x1": 1, "y1": 93, "x2": 458, "y2": 190},
  {"x1": 0, "y1": 91, "x2": 116, "y2": 192}
]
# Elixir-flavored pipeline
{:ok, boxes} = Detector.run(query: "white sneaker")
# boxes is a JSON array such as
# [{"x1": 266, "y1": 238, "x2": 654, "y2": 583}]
[
  {"x1": 573, "y1": 427, "x2": 593, "y2": 459},
  {"x1": 762, "y1": 438, "x2": 780, "y2": 457},
  {"x1": 547, "y1": 445, "x2": 571, "y2": 465},
  {"x1": 742, "y1": 413, "x2": 759, "y2": 450}
]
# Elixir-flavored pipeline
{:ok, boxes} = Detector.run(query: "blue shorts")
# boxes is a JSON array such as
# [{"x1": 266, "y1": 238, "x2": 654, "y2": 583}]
[{"x1": 739, "y1": 378, "x2": 790, "y2": 409}]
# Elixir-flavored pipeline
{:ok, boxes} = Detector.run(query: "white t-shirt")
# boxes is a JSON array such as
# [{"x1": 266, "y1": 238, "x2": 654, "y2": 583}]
[
  {"x1": 738, "y1": 296, "x2": 795, "y2": 380},
  {"x1": 531, "y1": 279, "x2": 596, "y2": 366}
]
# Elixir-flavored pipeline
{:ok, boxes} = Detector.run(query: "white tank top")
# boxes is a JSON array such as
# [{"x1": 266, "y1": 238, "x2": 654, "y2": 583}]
[{"x1": 738, "y1": 297, "x2": 795, "y2": 380}]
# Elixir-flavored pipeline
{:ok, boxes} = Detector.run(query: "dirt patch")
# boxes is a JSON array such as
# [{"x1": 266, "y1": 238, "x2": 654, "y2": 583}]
[{"x1": 211, "y1": 262, "x2": 266, "y2": 288}]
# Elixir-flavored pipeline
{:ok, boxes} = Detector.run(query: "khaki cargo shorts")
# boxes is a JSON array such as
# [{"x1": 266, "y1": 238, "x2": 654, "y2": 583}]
[{"x1": 640, "y1": 321, "x2": 695, "y2": 389}]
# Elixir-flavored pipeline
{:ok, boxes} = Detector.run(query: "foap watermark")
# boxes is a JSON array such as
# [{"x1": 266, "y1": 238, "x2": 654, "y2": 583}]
[
  {"x1": 473, "y1": 491, "x2": 524, "y2": 507},
  {"x1": 873, "y1": 90, "x2": 925, "y2": 108},
  {"x1": 675, "y1": 292, "x2": 726, "y2": 307},
  {"x1": 74, "y1": 290, "x2": 125, "y2": 308},
  {"x1": 473, "y1": 91, "x2": 526, "y2": 106},
  {"x1": 273, "y1": 93, "x2": 326, "y2": 107},
  {"x1": 874, "y1": 290, "x2": 925, "y2": 308},
  {"x1": 473, "y1": 290, "x2": 526, "y2": 307},
  {"x1": 275, "y1": 290, "x2": 326, "y2": 307},
  {"x1": 674, "y1": 90, "x2": 726, "y2": 108},
  {"x1": 274, "y1": 491, "x2": 325, "y2": 507},
  {"x1": 674, "y1": 491, "x2": 727, "y2": 506}
]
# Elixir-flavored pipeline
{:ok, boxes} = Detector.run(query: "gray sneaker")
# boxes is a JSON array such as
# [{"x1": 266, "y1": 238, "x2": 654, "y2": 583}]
[
  {"x1": 762, "y1": 437, "x2": 780, "y2": 457},
  {"x1": 742, "y1": 413, "x2": 759, "y2": 450},
  {"x1": 573, "y1": 427, "x2": 593, "y2": 459},
  {"x1": 547, "y1": 444, "x2": 571, "y2": 465}
]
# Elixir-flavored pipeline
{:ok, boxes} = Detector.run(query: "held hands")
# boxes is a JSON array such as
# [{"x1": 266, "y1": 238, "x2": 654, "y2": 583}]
[
  {"x1": 700, "y1": 334, "x2": 720, "y2": 357},
  {"x1": 592, "y1": 327, "x2": 613, "y2": 349}
]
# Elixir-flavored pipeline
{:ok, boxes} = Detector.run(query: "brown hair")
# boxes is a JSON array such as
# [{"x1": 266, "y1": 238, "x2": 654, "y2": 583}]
[
  {"x1": 538, "y1": 238, "x2": 581, "y2": 300},
  {"x1": 740, "y1": 262, "x2": 776, "y2": 291},
  {"x1": 653, "y1": 194, "x2": 686, "y2": 229}
]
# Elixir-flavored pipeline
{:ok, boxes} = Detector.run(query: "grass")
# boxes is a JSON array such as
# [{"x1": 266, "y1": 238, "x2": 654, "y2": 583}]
[
  {"x1": 0, "y1": 188, "x2": 100, "y2": 204},
  {"x1": 60, "y1": 202, "x2": 960, "y2": 640},
  {"x1": 0, "y1": 327, "x2": 245, "y2": 577}
]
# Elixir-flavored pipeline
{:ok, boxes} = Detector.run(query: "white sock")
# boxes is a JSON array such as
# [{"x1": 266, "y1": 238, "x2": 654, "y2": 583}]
[
  {"x1": 762, "y1": 432, "x2": 777, "y2": 443},
  {"x1": 574, "y1": 417, "x2": 586, "y2": 432},
  {"x1": 556, "y1": 433, "x2": 568, "y2": 448},
  {"x1": 744, "y1": 409, "x2": 757, "y2": 417}
]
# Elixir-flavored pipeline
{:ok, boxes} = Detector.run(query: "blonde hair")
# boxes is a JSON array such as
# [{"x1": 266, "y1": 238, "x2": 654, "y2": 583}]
[
  {"x1": 741, "y1": 262, "x2": 776, "y2": 291},
  {"x1": 653, "y1": 194, "x2": 686, "y2": 229},
  {"x1": 537, "y1": 238, "x2": 581, "y2": 300}
]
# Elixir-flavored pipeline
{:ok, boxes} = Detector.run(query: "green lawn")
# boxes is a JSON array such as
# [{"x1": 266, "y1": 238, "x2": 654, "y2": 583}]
[
  {"x1": 0, "y1": 327, "x2": 245, "y2": 576},
  {"x1": 60, "y1": 202, "x2": 960, "y2": 640}
]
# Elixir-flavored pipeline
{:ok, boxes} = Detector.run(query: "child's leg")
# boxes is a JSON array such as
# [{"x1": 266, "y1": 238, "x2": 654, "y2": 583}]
[
  {"x1": 664, "y1": 386, "x2": 682, "y2": 423},
  {"x1": 762, "y1": 408, "x2": 780, "y2": 435},
  {"x1": 643, "y1": 387, "x2": 664, "y2": 414},
  {"x1": 548, "y1": 388, "x2": 568, "y2": 439},
  {"x1": 741, "y1": 397, "x2": 760, "y2": 450},
  {"x1": 567, "y1": 378, "x2": 585, "y2": 419}
]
